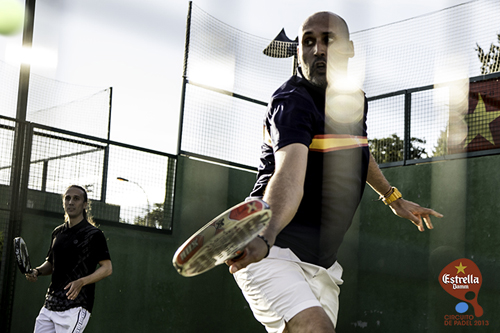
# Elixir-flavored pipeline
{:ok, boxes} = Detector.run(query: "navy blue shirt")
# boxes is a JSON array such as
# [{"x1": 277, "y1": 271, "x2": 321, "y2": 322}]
[
  {"x1": 44, "y1": 219, "x2": 110, "y2": 313},
  {"x1": 250, "y1": 71, "x2": 370, "y2": 268}
]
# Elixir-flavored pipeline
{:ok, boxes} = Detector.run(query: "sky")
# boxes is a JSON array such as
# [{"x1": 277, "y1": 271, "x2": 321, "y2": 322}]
[
  {"x1": 0, "y1": 0, "x2": 473, "y2": 154},
  {"x1": 190, "y1": 0, "x2": 468, "y2": 37},
  {"x1": 0, "y1": 0, "x2": 478, "y2": 215}
]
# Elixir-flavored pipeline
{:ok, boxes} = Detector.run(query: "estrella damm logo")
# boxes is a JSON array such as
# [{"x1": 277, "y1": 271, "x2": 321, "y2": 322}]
[
  {"x1": 439, "y1": 258, "x2": 490, "y2": 327},
  {"x1": 439, "y1": 258, "x2": 483, "y2": 316}
]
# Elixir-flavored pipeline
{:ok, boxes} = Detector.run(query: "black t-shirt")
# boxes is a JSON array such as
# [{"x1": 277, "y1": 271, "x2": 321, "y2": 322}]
[
  {"x1": 250, "y1": 71, "x2": 370, "y2": 268},
  {"x1": 44, "y1": 219, "x2": 110, "y2": 313}
]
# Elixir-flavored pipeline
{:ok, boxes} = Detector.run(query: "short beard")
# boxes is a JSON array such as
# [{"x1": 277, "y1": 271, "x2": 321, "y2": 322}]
[
  {"x1": 310, "y1": 76, "x2": 328, "y2": 90},
  {"x1": 302, "y1": 66, "x2": 328, "y2": 90}
]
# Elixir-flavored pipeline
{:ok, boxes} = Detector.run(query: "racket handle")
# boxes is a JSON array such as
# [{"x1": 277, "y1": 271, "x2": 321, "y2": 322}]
[{"x1": 231, "y1": 249, "x2": 247, "y2": 261}]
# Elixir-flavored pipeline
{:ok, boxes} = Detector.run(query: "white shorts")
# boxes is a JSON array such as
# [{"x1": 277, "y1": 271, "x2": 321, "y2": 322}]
[
  {"x1": 233, "y1": 246, "x2": 343, "y2": 333},
  {"x1": 34, "y1": 307, "x2": 90, "y2": 333}
]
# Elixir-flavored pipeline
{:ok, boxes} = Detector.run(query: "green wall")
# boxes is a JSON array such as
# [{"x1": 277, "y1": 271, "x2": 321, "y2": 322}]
[
  {"x1": 10, "y1": 154, "x2": 500, "y2": 332},
  {"x1": 337, "y1": 155, "x2": 499, "y2": 332},
  {"x1": 11, "y1": 156, "x2": 262, "y2": 333}
]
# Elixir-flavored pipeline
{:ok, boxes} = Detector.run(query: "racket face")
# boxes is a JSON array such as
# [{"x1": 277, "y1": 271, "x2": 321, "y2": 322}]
[
  {"x1": 13, "y1": 237, "x2": 32, "y2": 274},
  {"x1": 173, "y1": 199, "x2": 271, "y2": 277}
]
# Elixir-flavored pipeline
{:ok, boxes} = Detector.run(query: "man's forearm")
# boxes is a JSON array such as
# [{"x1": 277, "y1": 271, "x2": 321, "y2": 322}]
[
  {"x1": 261, "y1": 144, "x2": 308, "y2": 246},
  {"x1": 35, "y1": 261, "x2": 53, "y2": 276},
  {"x1": 366, "y1": 153, "x2": 392, "y2": 196},
  {"x1": 80, "y1": 260, "x2": 112, "y2": 286},
  {"x1": 262, "y1": 170, "x2": 304, "y2": 245}
]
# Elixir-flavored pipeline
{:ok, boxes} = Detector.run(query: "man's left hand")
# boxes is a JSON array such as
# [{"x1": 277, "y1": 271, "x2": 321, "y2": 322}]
[
  {"x1": 64, "y1": 279, "x2": 84, "y2": 300},
  {"x1": 389, "y1": 198, "x2": 443, "y2": 232}
]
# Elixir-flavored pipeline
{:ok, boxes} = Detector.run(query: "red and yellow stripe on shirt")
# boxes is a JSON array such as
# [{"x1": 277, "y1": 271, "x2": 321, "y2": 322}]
[
  {"x1": 264, "y1": 127, "x2": 368, "y2": 152},
  {"x1": 309, "y1": 134, "x2": 368, "y2": 152}
]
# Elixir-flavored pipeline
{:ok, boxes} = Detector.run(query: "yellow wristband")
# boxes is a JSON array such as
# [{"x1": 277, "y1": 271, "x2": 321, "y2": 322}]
[{"x1": 382, "y1": 187, "x2": 402, "y2": 205}]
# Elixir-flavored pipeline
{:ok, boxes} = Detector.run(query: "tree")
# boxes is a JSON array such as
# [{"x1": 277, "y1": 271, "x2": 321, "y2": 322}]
[
  {"x1": 433, "y1": 127, "x2": 448, "y2": 157},
  {"x1": 369, "y1": 133, "x2": 428, "y2": 164},
  {"x1": 476, "y1": 34, "x2": 500, "y2": 75},
  {"x1": 134, "y1": 203, "x2": 165, "y2": 228}
]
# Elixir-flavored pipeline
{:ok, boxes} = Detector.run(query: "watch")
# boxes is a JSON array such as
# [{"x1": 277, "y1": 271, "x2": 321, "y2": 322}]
[{"x1": 383, "y1": 187, "x2": 402, "y2": 205}]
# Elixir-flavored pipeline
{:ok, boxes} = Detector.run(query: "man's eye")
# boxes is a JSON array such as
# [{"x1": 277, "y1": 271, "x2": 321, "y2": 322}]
[{"x1": 304, "y1": 39, "x2": 314, "y2": 46}]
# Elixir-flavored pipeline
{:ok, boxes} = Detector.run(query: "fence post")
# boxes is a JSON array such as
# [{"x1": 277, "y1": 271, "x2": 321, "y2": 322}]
[
  {"x1": 100, "y1": 87, "x2": 113, "y2": 203},
  {"x1": 176, "y1": 1, "x2": 193, "y2": 156},
  {"x1": 0, "y1": 0, "x2": 36, "y2": 329},
  {"x1": 404, "y1": 91, "x2": 412, "y2": 164},
  {"x1": 1, "y1": 122, "x2": 34, "y2": 332}
]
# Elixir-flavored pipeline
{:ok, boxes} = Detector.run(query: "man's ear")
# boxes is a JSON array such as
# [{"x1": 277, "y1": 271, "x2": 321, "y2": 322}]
[{"x1": 347, "y1": 41, "x2": 355, "y2": 58}]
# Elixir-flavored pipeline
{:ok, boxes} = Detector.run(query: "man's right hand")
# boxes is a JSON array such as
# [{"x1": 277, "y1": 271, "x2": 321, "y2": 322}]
[
  {"x1": 25, "y1": 269, "x2": 38, "y2": 282},
  {"x1": 226, "y1": 235, "x2": 270, "y2": 274}
]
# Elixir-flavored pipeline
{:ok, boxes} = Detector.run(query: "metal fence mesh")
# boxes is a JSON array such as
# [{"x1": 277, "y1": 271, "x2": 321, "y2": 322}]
[
  {"x1": 351, "y1": 0, "x2": 500, "y2": 97},
  {"x1": 181, "y1": 83, "x2": 263, "y2": 165},
  {"x1": 28, "y1": 128, "x2": 106, "y2": 198},
  {"x1": 1, "y1": 56, "x2": 173, "y2": 230},
  {"x1": 0, "y1": 60, "x2": 111, "y2": 139},
  {"x1": 106, "y1": 144, "x2": 174, "y2": 228},
  {"x1": 0, "y1": 118, "x2": 15, "y2": 189},
  {"x1": 186, "y1": 6, "x2": 294, "y2": 103},
  {"x1": 0, "y1": 61, "x2": 20, "y2": 119},
  {"x1": 181, "y1": 4, "x2": 295, "y2": 167},
  {"x1": 366, "y1": 95, "x2": 406, "y2": 163},
  {"x1": 1, "y1": 114, "x2": 175, "y2": 231},
  {"x1": 181, "y1": 0, "x2": 500, "y2": 167}
]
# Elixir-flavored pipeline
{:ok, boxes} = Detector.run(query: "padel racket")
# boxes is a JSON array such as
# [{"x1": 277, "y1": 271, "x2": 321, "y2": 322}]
[
  {"x1": 13, "y1": 237, "x2": 33, "y2": 274},
  {"x1": 173, "y1": 199, "x2": 271, "y2": 277}
]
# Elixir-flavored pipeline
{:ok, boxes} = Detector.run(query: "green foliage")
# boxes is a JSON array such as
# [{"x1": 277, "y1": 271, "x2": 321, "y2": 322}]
[
  {"x1": 134, "y1": 203, "x2": 165, "y2": 228},
  {"x1": 369, "y1": 133, "x2": 428, "y2": 164},
  {"x1": 476, "y1": 34, "x2": 500, "y2": 75},
  {"x1": 433, "y1": 128, "x2": 448, "y2": 157}
]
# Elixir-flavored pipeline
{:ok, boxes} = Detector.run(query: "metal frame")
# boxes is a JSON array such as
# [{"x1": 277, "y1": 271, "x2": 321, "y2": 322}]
[{"x1": 368, "y1": 71, "x2": 500, "y2": 168}]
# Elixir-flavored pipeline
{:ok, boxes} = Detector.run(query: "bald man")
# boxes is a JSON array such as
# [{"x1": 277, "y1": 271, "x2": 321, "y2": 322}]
[{"x1": 227, "y1": 12, "x2": 442, "y2": 333}]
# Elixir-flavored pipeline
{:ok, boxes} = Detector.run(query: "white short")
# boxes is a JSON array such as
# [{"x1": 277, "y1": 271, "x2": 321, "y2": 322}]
[
  {"x1": 233, "y1": 246, "x2": 343, "y2": 333},
  {"x1": 34, "y1": 307, "x2": 90, "y2": 333}
]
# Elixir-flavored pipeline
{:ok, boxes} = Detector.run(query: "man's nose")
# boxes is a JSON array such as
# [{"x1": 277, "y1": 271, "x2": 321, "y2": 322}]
[{"x1": 314, "y1": 41, "x2": 327, "y2": 56}]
